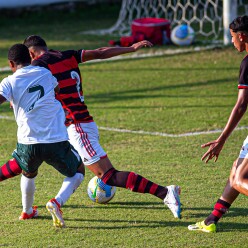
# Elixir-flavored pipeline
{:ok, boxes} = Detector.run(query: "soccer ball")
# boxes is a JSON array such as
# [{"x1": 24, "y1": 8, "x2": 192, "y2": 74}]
[
  {"x1": 170, "y1": 24, "x2": 195, "y2": 46},
  {"x1": 87, "y1": 176, "x2": 116, "y2": 204}
]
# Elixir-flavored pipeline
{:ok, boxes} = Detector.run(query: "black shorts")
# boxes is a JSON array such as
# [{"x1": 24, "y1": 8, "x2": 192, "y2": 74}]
[{"x1": 12, "y1": 141, "x2": 82, "y2": 177}]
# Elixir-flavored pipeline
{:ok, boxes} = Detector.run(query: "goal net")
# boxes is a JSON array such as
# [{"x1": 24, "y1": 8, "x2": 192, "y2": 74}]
[{"x1": 84, "y1": 0, "x2": 248, "y2": 41}]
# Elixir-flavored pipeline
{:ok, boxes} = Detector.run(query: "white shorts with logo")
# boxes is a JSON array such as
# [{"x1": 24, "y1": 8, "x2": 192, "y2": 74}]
[
  {"x1": 67, "y1": 122, "x2": 107, "y2": 165},
  {"x1": 239, "y1": 136, "x2": 248, "y2": 159}
]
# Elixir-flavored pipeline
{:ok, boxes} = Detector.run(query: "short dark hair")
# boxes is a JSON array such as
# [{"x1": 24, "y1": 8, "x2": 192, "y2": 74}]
[
  {"x1": 8, "y1": 44, "x2": 31, "y2": 65},
  {"x1": 229, "y1": 15, "x2": 248, "y2": 33},
  {"x1": 23, "y1": 35, "x2": 47, "y2": 48}
]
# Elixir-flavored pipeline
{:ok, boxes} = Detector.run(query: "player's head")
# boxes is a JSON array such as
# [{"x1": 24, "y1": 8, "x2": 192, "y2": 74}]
[
  {"x1": 23, "y1": 35, "x2": 47, "y2": 48},
  {"x1": 8, "y1": 44, "x2": 31, "y2": 72},
  {"x1": 229, "y1": 16, "x2": 248, "y2": 33},
  {"x1": 229, "y1": 15, "x2": 248, "y2": 52},
  {"x1": 23, "y1": 35, "x2": 48, "y2": 60}
]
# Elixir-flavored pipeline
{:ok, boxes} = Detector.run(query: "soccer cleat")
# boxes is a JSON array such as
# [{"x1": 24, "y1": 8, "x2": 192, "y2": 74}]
[
  {"x1": 164, "y1": 185, "x2": 181, "y2": 218},
  {"x1": 46, "y1": 198, "x2": 65, "y2": 228},
  {"x1": 188, "y1": 221, "x2": 216, "y2": 233},
  {"x1": 19, "y1": 206, "x2": 38, "y2": 220}
]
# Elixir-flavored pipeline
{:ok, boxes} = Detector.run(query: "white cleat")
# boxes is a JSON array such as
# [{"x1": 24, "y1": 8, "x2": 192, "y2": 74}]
[
  {"x1": 164, "y1": 185, "x2": 181, "y2": 218},
  {"x1": 46, "y1": 198, "x2": 65, "y2": 228}
]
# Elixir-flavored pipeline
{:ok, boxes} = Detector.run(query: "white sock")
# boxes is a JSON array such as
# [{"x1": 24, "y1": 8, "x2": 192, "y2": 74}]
[
  {"x1": 55, "y1": 173, "x2": 84, "y2": 207},
  {"x1": 20, "y1": 175, "x2": 36, "y2": 214}
]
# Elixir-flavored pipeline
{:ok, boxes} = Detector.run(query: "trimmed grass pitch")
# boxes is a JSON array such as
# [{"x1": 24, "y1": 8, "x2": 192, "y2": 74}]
[{"x1": 0, "y1": 3, "x2": 247, "y2": 248}]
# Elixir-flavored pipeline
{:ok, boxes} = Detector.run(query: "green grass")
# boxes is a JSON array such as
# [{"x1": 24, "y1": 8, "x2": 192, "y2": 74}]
[{"x1": 0, "y1": 3, "x2": 247, "y2": 248}]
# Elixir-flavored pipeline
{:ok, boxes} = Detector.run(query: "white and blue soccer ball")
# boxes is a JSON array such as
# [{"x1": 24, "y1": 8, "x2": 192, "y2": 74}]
[
  {"x1": 170, "y1": 24, "x2": 195, "y2": 46},
  {"x1": 87, "y1": 176, "x2": 116, "y2": 204}
]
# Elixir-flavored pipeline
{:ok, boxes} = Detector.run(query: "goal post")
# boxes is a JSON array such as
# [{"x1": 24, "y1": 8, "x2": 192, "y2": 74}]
[
  {"x1": 223, "y1": 0, "x2": 237, "y2": 45},
  {"x1": 82, "y1": 0, "x2": 248, "y2": 45}
]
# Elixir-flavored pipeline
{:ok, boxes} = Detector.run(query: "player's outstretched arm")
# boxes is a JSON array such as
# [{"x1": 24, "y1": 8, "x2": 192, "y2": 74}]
[
  {"x1": 83, "y1": 40, "x2": 153, "y2": 62},
  {"x1": 201, "y1": 139, "x2": 225, "y2": 163},
  {"x1": 201, "y1": 89, "x2": 248, "y2": 163},
  {"x1": 131, "y1": 40, "x2": 153, "y2": 50}
]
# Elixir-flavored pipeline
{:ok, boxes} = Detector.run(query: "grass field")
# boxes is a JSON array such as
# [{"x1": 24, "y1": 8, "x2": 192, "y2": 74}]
[{"x1": 0, "y1": 3, "x2": 248, "y2": 248}]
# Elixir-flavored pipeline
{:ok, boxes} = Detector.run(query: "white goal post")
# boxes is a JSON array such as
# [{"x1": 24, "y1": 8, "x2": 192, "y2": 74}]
[{"x1": 83, "y1": 0, "x2": 248, "y2": 45}]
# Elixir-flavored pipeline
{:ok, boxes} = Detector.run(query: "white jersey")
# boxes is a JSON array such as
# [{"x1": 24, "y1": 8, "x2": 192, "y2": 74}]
[{"x1": 0, "y1": 65, "x2": 68, "y2": 144}]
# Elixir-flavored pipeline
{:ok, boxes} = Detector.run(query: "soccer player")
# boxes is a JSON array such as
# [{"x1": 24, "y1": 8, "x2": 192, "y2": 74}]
[
  {"x1": 21, "y1": 35, "x2": 182, "y2": 223},
  {"x1": 188, "y1": 15, "x2": 248, "y2": 233},
  {"x1": 0, "y1": 43, "x2": 84, "y2": 227}
]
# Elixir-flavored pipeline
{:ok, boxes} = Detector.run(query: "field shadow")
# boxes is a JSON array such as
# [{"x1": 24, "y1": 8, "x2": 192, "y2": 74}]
[
  {"x1": 24, "y1": 204, "x2": 248, "y2": 232},
  {"x1": 66, "y1": 218, "x2": 190, "y2": 230},
  {"x1": 86, "y1": 77, "x2": 237, "y2": 105},
  {"x1": 62, "y1": 201, "x2": 166, "y2": 210},
  {"x1": 185, "y1": 206, "x2": 248, "y2": 219}
]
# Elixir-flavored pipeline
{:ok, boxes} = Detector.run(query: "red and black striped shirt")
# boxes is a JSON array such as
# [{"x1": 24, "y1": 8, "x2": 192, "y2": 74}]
[{"x1": 32, "y1": 49, "x2": 93, "y2": 126}]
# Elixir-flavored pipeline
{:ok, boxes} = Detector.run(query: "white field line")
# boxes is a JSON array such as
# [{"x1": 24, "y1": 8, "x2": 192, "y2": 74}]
[
  {"x1": 0, "y1": 114, "x2": 247, "y2": 137},
  {"x1": 98, "y1": 126, "x2": 248, "y2": 137},
  {"x1": 0, "y1": 45, "x2": 220, "y2": 72},
  {"x1": 0, "y1": 67, "x2": 11, "y2": 72}
]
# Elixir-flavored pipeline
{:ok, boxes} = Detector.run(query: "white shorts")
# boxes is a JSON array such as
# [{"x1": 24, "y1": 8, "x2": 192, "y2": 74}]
[
  {"x1": 239, "y1": 136, "x2": 248, "y2": 159},
  {"x1": 67, "y1": 122, "x2": 107, "y2": 165}
]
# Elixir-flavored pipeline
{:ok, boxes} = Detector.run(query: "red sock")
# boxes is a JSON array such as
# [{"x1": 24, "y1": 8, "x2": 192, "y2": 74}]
[
  {"x1": 0, "y1": 158, "x2": 22, "y2": 181},
  {"x1": 205, "y1": 199, "x2": 231, "y2": 225},
  {"x1": 101, "y1": 169, "x2": 167, "y2": 199}
]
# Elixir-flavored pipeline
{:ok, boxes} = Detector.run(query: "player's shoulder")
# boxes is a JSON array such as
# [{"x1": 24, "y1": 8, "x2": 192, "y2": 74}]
[
  {"x1": 0, "y1": 76, "x2": 10, "y2": 85},
  {"x1": 62, "y1": 49, "x2": 83, "y2": 56},
  {"x1": 30, "y1": 65, "x2": 53, "y2": 78},
  {"x1": 30, "y1": 64, "x2": 49, "y2": 72},
  {"x1": 241, "y1": 55, "x2": 248, "y2": 67}
]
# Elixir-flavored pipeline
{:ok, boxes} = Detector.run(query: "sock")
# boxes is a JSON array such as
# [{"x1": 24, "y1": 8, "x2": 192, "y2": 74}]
[
  {"x1": 205, "y1": 199, "x2": 231, "y2": 225},
  {"x1": 101, "y1": 168, "x2": 167, "y2": 200},
  {"x1": 20, "y1": 174, "x2": 36, "y2": 214},
  {"x1": 0, "y1": 158, "x2": 22, "y2": 181},
  {"x1": 55, "y1": 173, "x2": 84, "y2": 207}
]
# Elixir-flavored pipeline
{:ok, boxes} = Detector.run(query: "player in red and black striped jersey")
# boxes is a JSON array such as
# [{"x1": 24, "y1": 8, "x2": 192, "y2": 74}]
[
  {"x1": 30, "y1": 49, "x2": 93, "y2": 126},
  {"x1": 21, "y1": 36, "x2": 182, "y2": 224},
  {"x1": 188, "y1": 15, "x2": 248, "y2": 233},
  {"x1": 22, "y1": 35, "x2": 182, "y2": 222}
]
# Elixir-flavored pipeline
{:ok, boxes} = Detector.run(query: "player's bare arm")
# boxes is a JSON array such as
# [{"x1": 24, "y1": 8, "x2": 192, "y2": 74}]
[
  {"x1": 201, "y1": 88, "x2": 248, "y2": 163},
  {"x1": 83, "y1": 40, "x2": 153, "y2": 61}
]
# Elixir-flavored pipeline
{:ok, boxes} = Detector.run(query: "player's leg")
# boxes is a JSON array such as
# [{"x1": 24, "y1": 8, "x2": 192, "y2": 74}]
[
  {"x1": 188, "y1": 178, "x2": 239, "y2": 233},
  {"x1": 88, "y1": 156, "x2": 181, "y2": 218},
  {"x1": 188, "y1": 155, "x2": 244, "y2": 232},
  {"x1": 68, "y1": 122, "x2": 181, "y2": 218},
  {"x1": 45, "y1": 141, "x2": 84, "y2": 227},
  {"x1": 0, "y1": 158, "x2": 22, "y2": 181},
  {"x1": 19, "y1": 170, "x2": 38, "y2": 220},
  {"x1": 12, "y1": 145, "x2": 40, "y2": 220},
  {"x1": 53, "y1": 163, "x2": 85, "y2": 207},
  {"x1": 232, "y1": 158, "x2": 248, "y2": 195}
]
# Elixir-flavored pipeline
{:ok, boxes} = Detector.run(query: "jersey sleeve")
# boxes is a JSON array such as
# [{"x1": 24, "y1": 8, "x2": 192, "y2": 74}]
[
  {"x1": 52, "y1": 75, "x2": 58, "y2": 88},
  {"x1": 238, "y1": 57, "x2": 248, "y2": 89},
  {"x1": 72, "y1": 49, "x2": 84, "y2": 63},
  {"x1": 0, "y1": 78, "x2": 12, "y2": 101}
]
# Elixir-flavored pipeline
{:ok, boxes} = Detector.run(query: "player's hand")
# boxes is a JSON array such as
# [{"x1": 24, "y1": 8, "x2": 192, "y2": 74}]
[
  {"x1": 201, "y1": 139, "x2": 225, "y2": 163},
  {"x1": 131, "y1": 40, "x2": 153, "y2": 50}
]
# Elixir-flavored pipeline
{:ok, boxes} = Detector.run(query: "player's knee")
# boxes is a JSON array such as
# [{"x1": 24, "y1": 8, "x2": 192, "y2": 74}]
[
  {"x1": 22, "y1": 170, "x2": 38, "y2": 178},
  {"x1": 232, "y1": 160, "x2": 238, "y2": 169},
  {"x1": 77, "y1": 163, "x2": 85, "y2": 176},
  {"x1": 232, "y1": 171, "x2": 244, "y2": 191}
]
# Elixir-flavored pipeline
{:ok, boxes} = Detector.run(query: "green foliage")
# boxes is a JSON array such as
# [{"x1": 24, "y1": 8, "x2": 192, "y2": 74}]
[{"x1": 0, "y1": 3, "x2": 247, "y2": 248}]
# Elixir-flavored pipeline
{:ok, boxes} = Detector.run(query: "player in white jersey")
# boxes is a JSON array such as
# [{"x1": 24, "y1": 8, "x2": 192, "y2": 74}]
[
  {"x1": 0, "y1": 44, "x2": 84, "y2": 227},
  {"x1": 1, "y1": 61, "x2": 67, "y2": 144}
]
